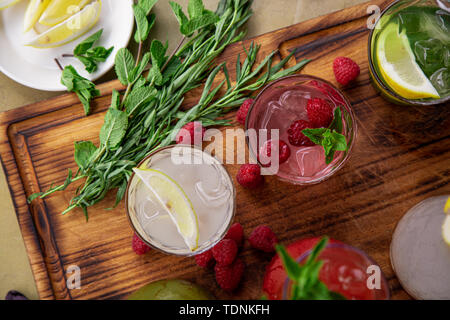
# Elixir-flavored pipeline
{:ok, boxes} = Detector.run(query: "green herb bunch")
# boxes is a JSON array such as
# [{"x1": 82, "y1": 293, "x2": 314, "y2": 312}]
[
  {"x1": 29, "y1": 0, "x2": 310, "y2": 219},
  {"x1": 276, "y1": 237, "x2": 346, "y2": 300}
]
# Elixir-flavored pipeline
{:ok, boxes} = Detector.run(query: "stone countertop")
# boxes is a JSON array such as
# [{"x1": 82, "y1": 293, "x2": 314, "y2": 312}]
[{"x1": 0, "y1": 0, "x2": 368, "y2": 300}]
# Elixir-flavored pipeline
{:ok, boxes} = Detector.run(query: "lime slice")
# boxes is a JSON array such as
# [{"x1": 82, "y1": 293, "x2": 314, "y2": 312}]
[
  {"x1": 376, "y1": 22, "x2": 440, "y2": 100},
  {"x1": 0, "y1": 0, "x2": 19, "y2": 10},
  {"x1": 443, "y1": 215, "x2": 450, "y2": 246},
  {"x1": 25, "y1": 0, "x2": 101, "y2": 49},
  {"x1": 133, "y1": 168, "x2": 199, "y2": 252},
  {"x1": 24, "y1": 0, "x2": 51, "y2": 32},
  {"x1": 39, "y1": 0, "x2": 91, "y2": 27}
]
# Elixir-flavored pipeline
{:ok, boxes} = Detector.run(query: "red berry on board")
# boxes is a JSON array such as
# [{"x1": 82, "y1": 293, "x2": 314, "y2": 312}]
[
  {"x1": 248, "y1": 225, "x2": 278, "y2": 253},
  {"x1": 236, "y1": 164, "x2": 264, "y2": 189},
  {"x1": 306, "y1": 98, "x2": 333, "y2": 128},
  {"x1": 175, "y1": 121, "x2": 205, "y2": 145},
  {"x1": 260, "y1": 139, "x2": 291, "y2": 166},
  {"x1": 215, "y1": 258, "x2": 245, "y2": 292},
  {"x1": 195, "y1": 249, "x2": 215, "y2": 268},
  {"x1": 225, "y1": 223, "x2": 244, "y2": 247},
  {"x1": 236, "y1": 98, "x2": 254, "y2": 125},
  {"x1": 287, "y1": 120, "x2": 315, "y2": 147},
  {"x1": 333, "y1": 57, "x2": 360, "y2": 86},
  {"x1": 132, "y1": 233, "x2": 151, "y2": 255},
  {"x1": 212, "y1": 239, "x2": 238, "y2": 266}
]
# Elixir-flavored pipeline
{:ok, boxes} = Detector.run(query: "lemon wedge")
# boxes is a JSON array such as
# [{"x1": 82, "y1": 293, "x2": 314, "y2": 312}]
[
  {"x1": 24, "y1": 0, "x2": 51, "y2": 32},
  {"x1": 376, "y1": 22, "x2": 440, "y2": 100},
  {"x1": 25, "y1": 0, "x2": 101, "y2": 49},
  {"x1": 0, "y1": 0, "x2": 19, "y2": 10},
  {"x1": 39, "y1": 0, "x2": 91, "y2": 27},
  {"x1": 443, "y1": 215, "x2": 450, "y2": 246},
  {"x1": 133, "y1": 168, "x2": 199, "y2": 252}
]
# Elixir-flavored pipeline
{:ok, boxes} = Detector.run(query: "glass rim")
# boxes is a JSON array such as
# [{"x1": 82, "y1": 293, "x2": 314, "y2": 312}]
[
  {"x1": 244, "y1": 74, "x2": 357, "y2": 185},
  {"x1": 282, "y1": 242, "x2": 391, "y2": 300},
  {"x1": 367, "y1": 0, "x2": 450, "y2": 106},
  {"x1": 125, "y1": 144, "x2": 237, "y2": 257}
]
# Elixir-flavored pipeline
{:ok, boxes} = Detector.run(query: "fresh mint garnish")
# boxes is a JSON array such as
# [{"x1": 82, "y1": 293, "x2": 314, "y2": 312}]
[
  {"x1": 275, "y1": 237, "x2": 346, "y2": 300},
  {"x1": 302, "y1": 107, "x2": 348, "y2": 164},
  {"x1": 73, "y1": 29, "x2": 114, "y2": 73},
  {"x1": 61, "y1": 65, "x2": 100, "y2": 115}
]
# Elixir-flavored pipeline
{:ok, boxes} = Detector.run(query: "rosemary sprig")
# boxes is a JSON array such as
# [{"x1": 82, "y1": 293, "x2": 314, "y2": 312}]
[{"x1": 29, "y1": 0, "x2": 310, "y2": 220}]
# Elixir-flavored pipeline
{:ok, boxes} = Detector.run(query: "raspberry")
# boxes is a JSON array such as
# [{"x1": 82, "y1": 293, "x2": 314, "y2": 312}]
[
  {"x1": 236, "y1": 164, "x2": 264, "y2": 189},
  {"x1": 132, "y1": 233, "x2": 151, "y2": 255},
  {"x1": 260, "y1": 139, "x2": 291, "y2": 166},
  {"x1": 195, "y1": 249, "x2": 215, "y2": 268},
  {"x1": 333, "y1": 57, "x2": 360, "y2": 86},
  {"x1": 287, "y1": 120, "x2": 315, "y2": 147},
  {"x1": 225, "y1": 223, "x2": 244, "y2": 247},
  {"x1": 212, "y1": 239, "x2": 238, "y2": 266},
  {"x1": 306, "y1": 98, "x2": 333, "y2": 128},
  {"x1": 248, "y1": 225, "x2": 278, "y2": 253},
  {"x1": 215, "y1": 258, "x2": 245, "y2": 292},
  {"x1": 175, "y1": 121, "x2": 205, "y2": 145},
  {"x1": 236, "y1": 99, "x2": 254, "y2": 125}
]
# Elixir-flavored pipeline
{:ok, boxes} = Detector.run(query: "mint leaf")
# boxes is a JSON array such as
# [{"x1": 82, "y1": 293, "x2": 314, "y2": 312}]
[
  {"x1": 188, "y1": 0, "x2": 204, "y2": 18},
  {"x1": 115, "y1": 48, "x2": 135, "y2": 85},
  {"x1": 169, "y1": 1, "x2": 188, "y2": 26},
  {"x1": 302, "y1": 126, "x2": 348, "y2": 165},
  {"x1": 74, "y1": 29, "x2": 103, "y2": 56},
  {"x1": 329, "y1": 107, "x2": 343, "y2": 133},
  {"x1": 74, "y1": 141, "x2": 97, "y2": 171},
  {"x1": 133, "y1": 4, "x2": 150, "y2": 43},
  {"x1": 61, "y1": 66, "x2": 100, "y2": 115},
  {"x1": 99, "y1": 108, "x2": 128, "y2": 149},
  {"x1": 276, "y1": 237, "x2": 347, "y2": 300},
  {"x1": 137, "y1": 0, "x2": 158, "y2": 15},
  {"x1": 124, "y1": 85, "x2": 157, "y2": 115},
  {"x1": 180, "y1": 11, "x2": 219, "y2": 36}
]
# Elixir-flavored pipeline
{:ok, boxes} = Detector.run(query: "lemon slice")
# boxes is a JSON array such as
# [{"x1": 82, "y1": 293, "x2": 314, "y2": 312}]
[
  {"x1": 443, "y1": 215, "x2": 450, "y2": 246},
  {"x1": 24, "y1": 0, "x2": 51, "y2": 32},
  {"x1": 133, "y1": 168, "x2": 199, "y2": 252},
  {"x1": 25, "y1": 0, "x2": 101, "y2": 49},
  {"x1": 376, "y1": 22, "x2": 440, "y2": 100},
  {"x1": 39, "y1": 0, "x2": 91, "y2": 27},
  {"x1": 0, "y1": 0, "x2": 19, "y2": 10}
]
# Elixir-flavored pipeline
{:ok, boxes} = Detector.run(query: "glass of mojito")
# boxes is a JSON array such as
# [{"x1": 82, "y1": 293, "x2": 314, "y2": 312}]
[
  {"x1": 126, "y1": 145, "x2": 236, "y2": 256},
  {"x1": 368, "y1": 0, "x2": 450, "y2": 106}
]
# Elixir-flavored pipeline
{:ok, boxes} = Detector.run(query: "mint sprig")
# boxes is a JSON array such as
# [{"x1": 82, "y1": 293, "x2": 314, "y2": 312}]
[
  {"x1": 73, "y1": 29, "x2": 114, "y2": 73},
  {"x1": 275, "y1": 237, "x2": 346, "y2": 300},
  {"x1": 302, "y1": 107, "x2": 348, "y2": 164}
]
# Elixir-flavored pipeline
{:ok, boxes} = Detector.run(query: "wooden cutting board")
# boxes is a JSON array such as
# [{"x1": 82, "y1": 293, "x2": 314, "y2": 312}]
[{"x1": 1, "y1": 0, "x2": 448, "y2": 300}]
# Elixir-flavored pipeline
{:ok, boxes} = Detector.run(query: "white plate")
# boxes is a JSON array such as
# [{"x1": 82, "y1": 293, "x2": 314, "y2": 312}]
[{"x1": 0, "y1": 0, "x2": 134, "y2": 91}]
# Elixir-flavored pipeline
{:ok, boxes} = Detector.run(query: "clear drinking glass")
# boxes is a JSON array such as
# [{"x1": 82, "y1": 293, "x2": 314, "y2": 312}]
[
  {"x1": 126, "y1": 145, "x2": 236, "y2": 256},
  {"x1": 245, "y1": 74, "x2": 357, "y2": 185}
]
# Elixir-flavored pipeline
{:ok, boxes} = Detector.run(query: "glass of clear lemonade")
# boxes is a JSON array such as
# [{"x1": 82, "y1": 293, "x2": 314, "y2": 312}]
[
  {"x1": 126, "y1": 145, "x2": 236, "y2": 256},
  {"x1": 368, "y1": 0, "x2": 450, "y2": 106}
]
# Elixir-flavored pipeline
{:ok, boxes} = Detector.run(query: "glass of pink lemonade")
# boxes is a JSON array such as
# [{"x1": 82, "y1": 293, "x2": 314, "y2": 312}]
[
  {"x1": 246, "y1": 75, "x2": 356, "y2": 184},
  {"x1": 281, "y1": 243, "x2": 390, "y2": 300}
]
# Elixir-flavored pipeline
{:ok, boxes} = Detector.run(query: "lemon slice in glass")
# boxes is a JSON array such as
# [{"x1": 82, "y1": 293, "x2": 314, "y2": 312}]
[
  {"x1": 24, "y1": 0, "x2": 51, "y2": 32},
  {"x1": 25, "y1": 0, "x2": 101, "y2": 49},
  {"x1": 133, "y1": 168, "x2": 199, "y2": 252},
  {"x1": 376, "y1": 22, "x2": 440, "y2": 100},
  {"x1": 39, "y1": 0, "x2": 91, "y2": 27},
  {"x1": 444, "y1": 197, "x2": 450, "y2": 246},
  {"x1": 0, "y1": 0, "x2": 19, "y2": 10}
]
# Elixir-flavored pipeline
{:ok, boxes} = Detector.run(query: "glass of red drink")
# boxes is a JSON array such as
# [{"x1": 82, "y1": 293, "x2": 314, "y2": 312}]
[
  {"x1": 245, "y1": 75, "x2": 356, "y2": 184},
  {"x1": 281, "y1": 243, "x2": 390, "y2": 300}
]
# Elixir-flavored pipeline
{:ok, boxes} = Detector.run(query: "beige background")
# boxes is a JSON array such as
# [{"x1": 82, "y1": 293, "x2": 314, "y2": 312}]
[{"x1": 0, "y1": 0, "x2": 368, "y2": 299}]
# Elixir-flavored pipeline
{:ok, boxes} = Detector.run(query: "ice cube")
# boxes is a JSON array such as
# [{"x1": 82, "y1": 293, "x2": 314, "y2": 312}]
[
  {"x1": 414, "y1": 39, "x2": 446, "y2": 75},
  {"x1": 294, "y1": 146, "x2": 327, "y2": 177},
  {"x1": 194, "y1": 164, "x2": 231, "y2": 207},
  {"x1": 430, "y1": 67, "x2": 450, "y2": 97},
  {"x1": 279, "y1": 89, "x2": 310, "y2": 120}
]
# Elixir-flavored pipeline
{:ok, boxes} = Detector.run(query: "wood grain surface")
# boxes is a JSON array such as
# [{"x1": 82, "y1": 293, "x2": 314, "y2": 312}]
[{"x1": 0, "y1": 0, "x2": 449, "y2": 300}]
